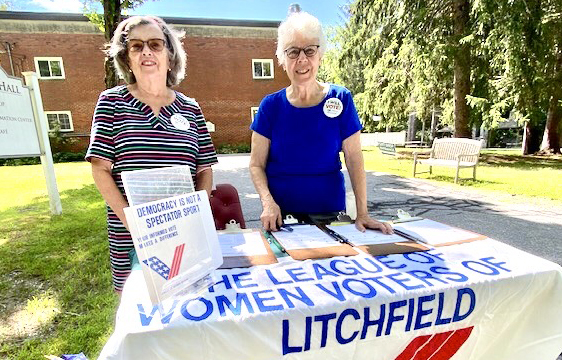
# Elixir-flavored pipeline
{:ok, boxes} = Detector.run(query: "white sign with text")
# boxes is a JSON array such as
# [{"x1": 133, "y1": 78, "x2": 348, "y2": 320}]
[
  {"x1": 0, "y1": 67, "x2": 40, "y2": 157},
  {"x1": 124, "y1": 190, "x2": 223, "y2": 305}
]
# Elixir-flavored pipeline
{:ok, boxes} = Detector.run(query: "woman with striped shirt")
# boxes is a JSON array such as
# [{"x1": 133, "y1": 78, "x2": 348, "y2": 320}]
[{"x1": 86, "y1": 16, "x2": 218, "y2": 292}]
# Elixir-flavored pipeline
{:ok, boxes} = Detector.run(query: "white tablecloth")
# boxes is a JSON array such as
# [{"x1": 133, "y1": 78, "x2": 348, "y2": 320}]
[{"x1": 99, "y1": 239, "x2": 562, "y2": 360}]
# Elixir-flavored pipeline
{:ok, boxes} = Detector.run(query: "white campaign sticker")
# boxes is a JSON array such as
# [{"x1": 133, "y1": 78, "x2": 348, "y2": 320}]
[
  {"x1": 171, "y1": 114, "x2": 191, "y2": 131},
  {"x1": 323, "y1": 98, "x2": 343, "y2": 118}
]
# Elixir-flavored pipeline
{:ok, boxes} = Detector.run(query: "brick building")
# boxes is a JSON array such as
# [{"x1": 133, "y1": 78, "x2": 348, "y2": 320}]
[{"x1": 0, "y1": 11, "x2": 289, "y2": 152}]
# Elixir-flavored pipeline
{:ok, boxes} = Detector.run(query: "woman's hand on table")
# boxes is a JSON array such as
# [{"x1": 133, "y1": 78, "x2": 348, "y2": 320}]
[
  {"x1": 260, "y1": 199, "x2": 282, "y2": 232},
  {"x1": 355, "y1": 214, "x2": 394, "y2": 234}
]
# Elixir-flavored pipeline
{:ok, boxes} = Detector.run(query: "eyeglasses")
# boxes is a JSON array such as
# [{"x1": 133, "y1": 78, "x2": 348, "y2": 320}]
[
  {"x1": 127, "y1": 38, "x2": 167, "y2": 53},
  {"x1": 284, "y1": 45, "x2": 320, "y2": 59}
]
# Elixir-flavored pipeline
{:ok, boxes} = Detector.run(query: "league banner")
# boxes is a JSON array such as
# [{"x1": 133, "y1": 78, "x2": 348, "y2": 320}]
[{"x1": 100, "y1": 239, "x2": 562, "y2": 360}]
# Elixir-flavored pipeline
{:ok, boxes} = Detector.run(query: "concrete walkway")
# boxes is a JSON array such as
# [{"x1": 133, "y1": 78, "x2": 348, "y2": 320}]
[{"x1": 213, "y1": 154, "x2": 562, "y2": 266}]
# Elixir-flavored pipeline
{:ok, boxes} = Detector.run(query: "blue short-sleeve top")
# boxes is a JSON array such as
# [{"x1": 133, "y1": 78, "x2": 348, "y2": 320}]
[{"x1": 250, "y1": 84, "x2": 362, "y2": 214}]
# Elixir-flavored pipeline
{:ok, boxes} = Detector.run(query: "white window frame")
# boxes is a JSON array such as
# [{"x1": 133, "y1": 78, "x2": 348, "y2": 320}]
[
  {"x1": 34, "y1": 57, "x2": 66, "y2": 79},
  {"x1": 252, "y1": 59, "x2": 274, "y2": 79},
  {"x1": 44, "y1": 111, "x2": 74, "y2": 132},
  {"x1": 251, "y1": 107, "x2": 259, "y2": 122}
]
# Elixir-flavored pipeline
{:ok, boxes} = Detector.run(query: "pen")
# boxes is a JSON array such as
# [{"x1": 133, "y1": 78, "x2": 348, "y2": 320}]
[
  {"x1": 280, "y1": 224, "x2": 293, "y2": 232},
  {"x1": 325, "y1": 228, "x2": 353, "y2": 246},
  {"x1": 264, "y1": 230, "x2": 287, "y2": 253},
  {"x1": 393, "y1": 229, "x2": 426, "y2": 244}
]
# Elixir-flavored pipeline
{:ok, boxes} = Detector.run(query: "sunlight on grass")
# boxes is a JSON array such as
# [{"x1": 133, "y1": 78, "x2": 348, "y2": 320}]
[
  {"x1": 0, "y1": 162, "x2": 94, "y2": 211},
  {"x1": 0, "y1": 292, "x2": 60, "y2": 339}
]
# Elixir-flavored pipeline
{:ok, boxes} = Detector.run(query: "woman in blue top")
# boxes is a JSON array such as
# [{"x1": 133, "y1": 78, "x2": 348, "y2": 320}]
[{"x1": 250, "y1": 6, "x2": 393, "y2": 235}]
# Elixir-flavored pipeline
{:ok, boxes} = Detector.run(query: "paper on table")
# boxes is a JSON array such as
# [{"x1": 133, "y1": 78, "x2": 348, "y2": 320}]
[
  {"x1": 273, "y1": 225, "x2": 341, "y2": 250},
  {"x1": 218, "y1": 232, "x2": 269, "y2": 257},
  {"x1": 326, "y1": 224, "x2": 407, "y2": 245},
  {"x1": 392, "y1": 219, "x2": 481, "y2": 245}
]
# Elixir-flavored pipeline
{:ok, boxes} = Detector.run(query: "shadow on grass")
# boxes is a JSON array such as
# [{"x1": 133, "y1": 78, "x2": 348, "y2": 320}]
[
  {"x1": 0, "y1": 184, "x2": 118, "y2": 359},
  {"x1": 479, "y1": 153, "x2": 562, "y2": 170},
  {"x1": 416, "y1": 175, "x2": 501, "y2": 186},
  {"x1": 387, "y1": 149, "x2": 562, "y2": 170}
]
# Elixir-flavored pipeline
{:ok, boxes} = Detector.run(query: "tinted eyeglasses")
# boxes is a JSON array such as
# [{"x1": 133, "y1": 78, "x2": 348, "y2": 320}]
[
  {"x1": 127, "y1": 38, "x2": 167, "y2": 53},
  {"x1": 284, "y1": 45, "x2": 320, "y2": 59}
]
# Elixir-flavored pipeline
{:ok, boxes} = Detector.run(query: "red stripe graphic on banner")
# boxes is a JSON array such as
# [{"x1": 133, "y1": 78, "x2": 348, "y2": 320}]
[
  {"x1": 395, "y1": 335, "x2": 432, "y2": 360},
  {"x1": 412, "y1": 331, "x2": 454, "y2": 359},
  {"x1": 426, "y1": 327, "x2": 474, "y2": 360},
  {"x1": 168, "y1": 244, "x2": 185, "y2": 280},
  {"x1": 395, "y1": 326, "x2": 474, "y2": 360}
]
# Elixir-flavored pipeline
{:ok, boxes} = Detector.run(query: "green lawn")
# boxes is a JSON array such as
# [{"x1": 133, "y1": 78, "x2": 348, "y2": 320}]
[
  {"x1": 0, "y1": 162, "x2": 117, "y2": 359},
  {"x1": 0, "y1": 153, "x2": 560, "y2": 358},
  {"x1": 359, "y1": 147, "x2": 562, "y2": 202}
]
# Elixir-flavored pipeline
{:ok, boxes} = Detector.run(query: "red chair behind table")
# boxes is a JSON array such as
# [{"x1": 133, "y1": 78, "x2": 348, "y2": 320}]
[{"x1": 210, "y1": 184, "x2": 246, "y2": 230}]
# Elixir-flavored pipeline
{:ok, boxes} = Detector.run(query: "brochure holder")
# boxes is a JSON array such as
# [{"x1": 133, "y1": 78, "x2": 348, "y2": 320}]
[{"x1": 122, "y1": 166, "x2": 221, "y2": 305}]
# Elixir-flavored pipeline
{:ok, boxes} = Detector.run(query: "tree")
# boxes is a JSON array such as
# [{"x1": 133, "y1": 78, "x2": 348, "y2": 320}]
[
  {"x1": 330, "y1": 0, "x2": 476, "y2": 137},
  {"x1": 474, "y1": 0, "x2": 562, "y2": 153},
  {"x1": 329, "y1": 0, "x2": 561, "y2": 154}
]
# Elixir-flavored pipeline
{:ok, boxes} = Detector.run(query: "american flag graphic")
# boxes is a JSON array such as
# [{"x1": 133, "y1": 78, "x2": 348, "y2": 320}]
[{"x1": 142, "y1": 244, "x2": 186, "y2": 280}]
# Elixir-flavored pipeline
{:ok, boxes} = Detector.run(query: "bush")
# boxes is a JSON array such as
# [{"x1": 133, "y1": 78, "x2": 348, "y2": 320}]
[
  {"x1": 0, "y1": 157, "x2": 40, "y2": 166},
  {"x1": 216, "y1": 143, "x2": 251, "y2": 154},
  {"x1": 0, "y1": 151, "x2": 86, "y2": 166}
]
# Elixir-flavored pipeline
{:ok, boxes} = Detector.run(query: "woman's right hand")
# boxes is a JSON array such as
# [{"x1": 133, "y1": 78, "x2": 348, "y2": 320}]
[{"x1": 260, "y1": 199, "x2": 282, "y2": 231}]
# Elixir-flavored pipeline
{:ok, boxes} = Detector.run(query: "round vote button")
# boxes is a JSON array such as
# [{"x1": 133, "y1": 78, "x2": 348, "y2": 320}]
[
  {"x1": 323, "y1": 98, "x2": 343, "y2": 118},
  {"x1": 171, "y1": 114, "x2": 191, "y2": 131}
]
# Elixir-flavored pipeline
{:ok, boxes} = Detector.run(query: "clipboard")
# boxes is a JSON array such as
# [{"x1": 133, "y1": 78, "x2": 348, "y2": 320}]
[
  {"x1": 218, "y1": 229, "x2": 278, "y2": 269},
  {"x1": 269, "y1": 224, "x2": 359, "y2": 260},
  {"x1": 391, "y1": 218, "x2": 487, "y2": 247},
  {"x1": 321, "y1": 223, "x2": 429, "y2": 256}
]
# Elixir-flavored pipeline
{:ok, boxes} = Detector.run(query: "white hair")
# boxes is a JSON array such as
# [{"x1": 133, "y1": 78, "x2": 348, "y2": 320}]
[{"x1": 275, "y1": 10, "x2": 327, "y2": 67}]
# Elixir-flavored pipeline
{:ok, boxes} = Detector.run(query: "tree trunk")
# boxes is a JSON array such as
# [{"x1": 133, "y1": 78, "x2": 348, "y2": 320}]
[
  {"x1": 540, "y1": 94, "x2": 562, "y2": 154},
  {"x1": 522, "y1": 122, "x2": 542, "y2": 155},
  {"x1": 452, "y1": 0, "x2": 471, "y2": 138},
  {"x1": 103, "y1": 0, "x2": 121, "y2": 89},
  {"x1": 539, "y1": 50, "x2": 562, "y2": 154}
]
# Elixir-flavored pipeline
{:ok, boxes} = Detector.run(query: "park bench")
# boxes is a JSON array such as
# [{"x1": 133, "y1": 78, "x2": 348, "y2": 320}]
[
  {"x1": 378, "y1": 142, "x2": 397, "y2": 156},
  {"x1": 413, "y1": 138, "x2": 482, "y2": 183}
]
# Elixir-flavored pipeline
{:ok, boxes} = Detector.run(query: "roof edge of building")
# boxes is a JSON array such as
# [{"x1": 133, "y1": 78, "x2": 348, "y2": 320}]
[{"x1": 0, "y1": 11, "x2": 281, "y2": 28}]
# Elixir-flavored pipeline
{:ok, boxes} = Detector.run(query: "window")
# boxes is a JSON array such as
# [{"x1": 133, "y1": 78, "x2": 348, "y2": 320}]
[
  {"x1": 251, "y1": 107, "x2": 259, "y2": 122},
  {"x1": 34, "y1": 57, "x2": 65, "y2": 79},
  {"x1": 252, "y1": 59, "x2": 274, "y2": 79},
  {"x1": 45, "y1": 111, "x2": 73, "y2": 132}
]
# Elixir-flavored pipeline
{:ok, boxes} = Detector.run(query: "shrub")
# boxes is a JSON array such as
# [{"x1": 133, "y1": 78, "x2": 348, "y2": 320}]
[
  {"x1": 216, "y1": 143, "x2": 251, "y2": 154},
  {"x1": 0, "y1": 151, "x2": 86, "y2": 166}
]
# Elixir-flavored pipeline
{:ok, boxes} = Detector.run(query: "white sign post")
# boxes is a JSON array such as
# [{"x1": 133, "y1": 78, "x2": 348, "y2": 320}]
[{"x1": 0, "y1": 67, "x2": 62, "y2": 215}]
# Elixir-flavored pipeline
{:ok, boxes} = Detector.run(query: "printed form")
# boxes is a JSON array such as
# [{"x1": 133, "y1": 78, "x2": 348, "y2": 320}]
[
  {"x1": 218, "y1": 232, "x2": 269, "y2": 256},
  {"x1": 326, "y1": 224, "x2": 407, "y2": 245},
  {"x1": 273, "y1": 225, "x2": 341, "y2": 250},
  {"x1": 392, "y1": 219, "x2": 482, "y2": 245}
]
